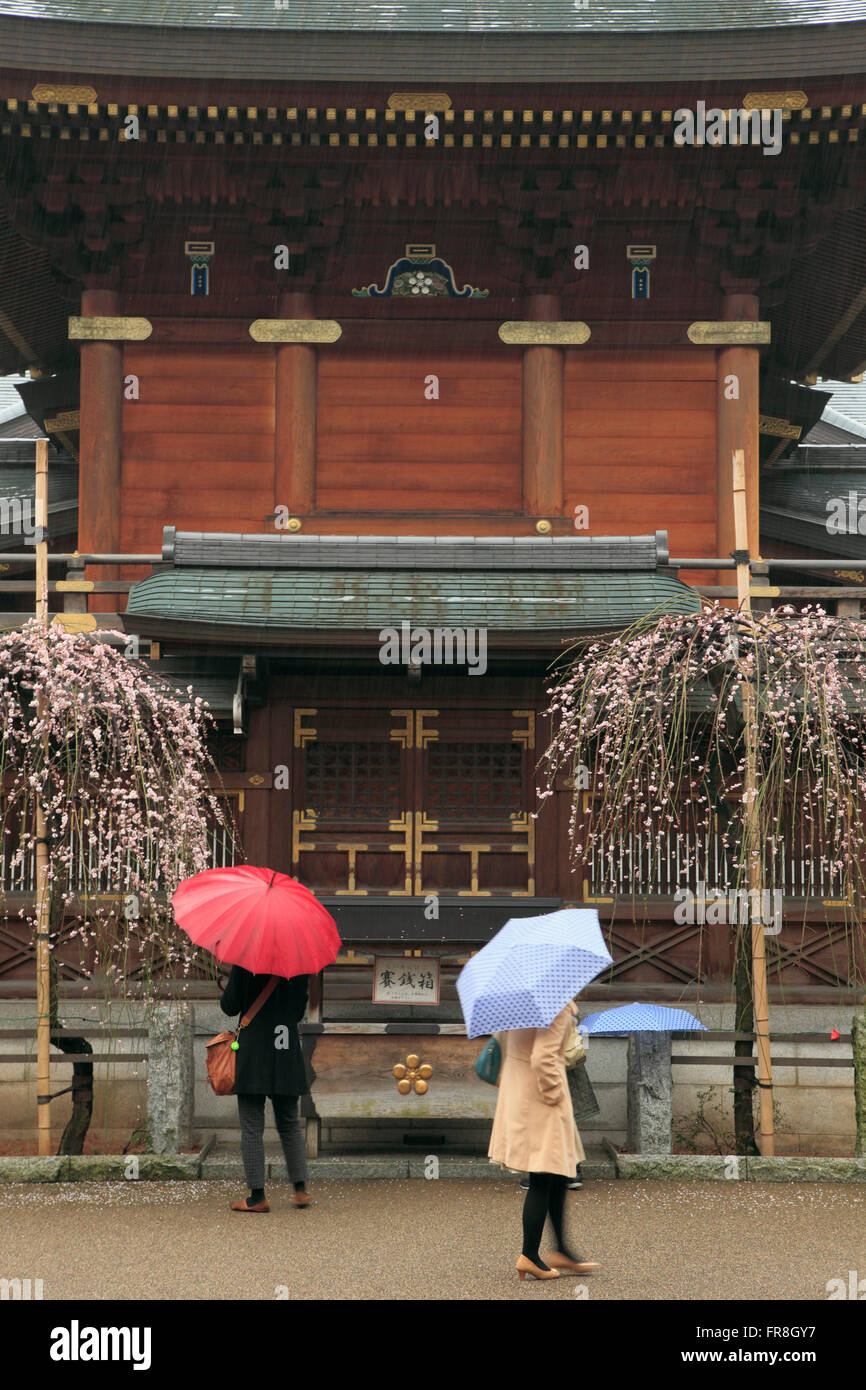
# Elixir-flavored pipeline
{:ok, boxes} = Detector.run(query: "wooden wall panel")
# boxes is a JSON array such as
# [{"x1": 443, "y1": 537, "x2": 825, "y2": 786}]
[
  {"x1": 564, "y1": 351, "x2": 717, "y2": 577},
  {"x1": 572, "y1": 350, "x2": 716, "y2": 382},
  {"x1": 120, "y1": 344, "x2": 275, "y2": 550},
  {"x1": 316, "y1": 352, "x2": 522, "y2": 512},
  {"x1": 123, "y1": 491, "x2": 273, "y2": 523},
  {"x1": 124, "y1": 346, "x2": 268, "y2": 379}
]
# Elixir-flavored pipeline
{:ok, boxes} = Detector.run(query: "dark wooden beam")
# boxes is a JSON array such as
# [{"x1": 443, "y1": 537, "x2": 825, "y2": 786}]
[{"x1": 118, "y1": 315, "x2": 735, "y2": 352}]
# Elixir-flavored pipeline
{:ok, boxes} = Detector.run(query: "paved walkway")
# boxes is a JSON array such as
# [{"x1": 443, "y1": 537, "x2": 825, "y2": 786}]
[{"x1": 2, "y1": 1178, "x2": 864, "y2": 1301}]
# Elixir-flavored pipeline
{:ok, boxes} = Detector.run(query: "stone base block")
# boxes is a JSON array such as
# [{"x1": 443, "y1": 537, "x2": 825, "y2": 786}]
[{"x1": 748, "y1": 1156, "x2": 866, "y2": 1182}]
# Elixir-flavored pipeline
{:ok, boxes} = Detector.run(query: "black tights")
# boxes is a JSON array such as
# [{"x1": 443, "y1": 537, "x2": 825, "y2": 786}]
[{"x1": 521, "y1": 1172, "x2": 577, "y2": 1269}]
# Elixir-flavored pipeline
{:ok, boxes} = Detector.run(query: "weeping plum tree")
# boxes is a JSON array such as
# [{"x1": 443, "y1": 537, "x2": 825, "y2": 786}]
[
  {"x1": 0, "y1": 620, "x2": 229, "y2": 1153},
  {"x1": 540, "y1": 603, "x2": 866, "y2": 1153}
]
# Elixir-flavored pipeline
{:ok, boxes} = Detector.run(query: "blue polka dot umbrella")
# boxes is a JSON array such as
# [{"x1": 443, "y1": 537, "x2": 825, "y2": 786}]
[
  {"x1": 578, "y1": 1003, "x2": 707, "y2": 1035},
  {"x1": 456, "y1": 909, "x2": 613, "y2": 1038}
]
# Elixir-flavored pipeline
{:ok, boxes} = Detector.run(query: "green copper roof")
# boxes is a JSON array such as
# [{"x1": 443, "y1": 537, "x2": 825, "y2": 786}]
[
  {"x1": 4, "y1": 4, "x2": 863, "y2": 83},
  {"x1": 0, "y1": 0, "x2": 861, "y2": 30},
  {"x1": 0, "y1": 462, "x2": 77, "y2": 550},
  {"x1": 126, "y1": 567, "x2": 700, "y2": 636},
  {"x1": 761, "y1": 469, "x2": 866, "y2": 559}
]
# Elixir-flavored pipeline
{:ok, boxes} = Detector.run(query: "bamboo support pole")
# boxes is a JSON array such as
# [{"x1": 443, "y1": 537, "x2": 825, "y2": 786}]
[
  {"x1": 732, "y1": 447, "x2": 775, "y2": 1156},
  {"x1": 34, "y1": 439, "x2": 52, "y2": 1155}
]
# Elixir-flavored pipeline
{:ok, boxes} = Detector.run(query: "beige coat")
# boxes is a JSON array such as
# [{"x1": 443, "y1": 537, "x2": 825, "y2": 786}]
[{"x1": 488, "y1": 1001, "x2": 585, "y2": 1178}]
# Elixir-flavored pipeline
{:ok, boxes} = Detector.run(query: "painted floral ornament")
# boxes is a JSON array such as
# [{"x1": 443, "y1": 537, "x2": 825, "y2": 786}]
[
  {"x1": 407, "y1": 272, "x2": 434, "y2": 295},
  {"x1": 352, "y1": 243, "x2": 488, "y2": 298}
]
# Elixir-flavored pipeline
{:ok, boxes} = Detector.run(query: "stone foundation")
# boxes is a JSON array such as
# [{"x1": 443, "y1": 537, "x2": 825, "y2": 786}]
[{"x1": 0, "y1": 998, "x2": 862, "y2": 1156}]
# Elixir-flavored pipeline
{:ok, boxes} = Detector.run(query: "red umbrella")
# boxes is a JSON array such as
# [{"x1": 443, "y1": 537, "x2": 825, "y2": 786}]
[{"x1": 172, "y1": 865, "x2": 340, "y2": 977}]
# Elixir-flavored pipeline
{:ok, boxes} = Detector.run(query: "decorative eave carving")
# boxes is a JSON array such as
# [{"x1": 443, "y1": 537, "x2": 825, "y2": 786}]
[
  {"x1": 687, "y1": 321, "x2": 771, "y2": 346},
  {"x1": 742, "y1": 91, "x2": 808, "y2": 111},
  {"x1": 498, "y1": 322, "x2": 591, "y2": 346},
  {"x1": 248, "y1": 320, "x2": 342, "y2": 343},
  {"x1": 353, "y1": 245, "x2": 488, "y2": 299},
  {"x1": 44, "y1": 410, "x2": 81, "y2": 433},
  {"x1": 68, "y1": 317, "x2": 152, "y2": 341},
  {"x1": 387, "y1": 93, "x2": 452, "y2": 112},
  {"x1": 31, "y1": 84, "x2": 97, "y2": 105},
  {"x1": 759, "y1": 414, "x2": 802, "y2": 440}
]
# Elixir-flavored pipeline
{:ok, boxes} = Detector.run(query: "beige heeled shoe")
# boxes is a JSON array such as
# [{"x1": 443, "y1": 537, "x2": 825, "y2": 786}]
[
  {"x1": 545, "y1": 1251, "x2": 600, "y2": 1274},
  {"x1": 516, "y1": 1255, "x2": 561, "y2": 1282}
]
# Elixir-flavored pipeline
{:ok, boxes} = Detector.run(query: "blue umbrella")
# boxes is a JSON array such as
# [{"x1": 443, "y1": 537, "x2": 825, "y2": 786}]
[
  {"x1": 578, "y1": 1003, "x2": 707, "y2": 1035},
  {"x1": 456, "y1": 908, "x2": 613, "y2": 1038}
]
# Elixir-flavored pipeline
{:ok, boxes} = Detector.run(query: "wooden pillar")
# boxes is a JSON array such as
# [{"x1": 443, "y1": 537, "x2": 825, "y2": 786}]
[
  {"x1": 274, "y1": 291, "x2": 317, "y2": 517},
  {"x1": 78, "y1": 285, "x2": 122, "y2": 611},
  {"x1": 522, "y1": 293, "x2": 564, "y2": 518},
  {"x1": 716, "y1": 292, "x2": 760, "y2": 582}
]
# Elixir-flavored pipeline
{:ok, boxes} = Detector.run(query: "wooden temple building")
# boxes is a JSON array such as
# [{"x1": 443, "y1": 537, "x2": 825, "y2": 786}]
[{"x1": 1, "y1": 1, "x2": 866, "y2": 1148}]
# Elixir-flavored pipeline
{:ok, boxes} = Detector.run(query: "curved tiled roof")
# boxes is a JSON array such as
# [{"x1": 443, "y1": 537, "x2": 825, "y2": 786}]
[
  {"x1": 2, "y1": 8, "x2": 865, "y2": 81},
  {"x1": 125, "y1": 567, "x2": 701, "y2": 636},
  {"x1": 0, "y1": 0, "x2": 863, "y2": 31}
]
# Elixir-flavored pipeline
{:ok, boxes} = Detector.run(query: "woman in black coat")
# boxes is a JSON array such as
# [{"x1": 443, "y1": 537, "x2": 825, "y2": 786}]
[{"x1": 219, "y1": 965, "x2": 310, "y2": 1212}]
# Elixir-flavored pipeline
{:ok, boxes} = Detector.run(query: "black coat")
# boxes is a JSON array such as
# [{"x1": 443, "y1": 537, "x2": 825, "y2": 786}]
[{"x1": 219, "y1": 966, "x2": 310, "y2": 1096}]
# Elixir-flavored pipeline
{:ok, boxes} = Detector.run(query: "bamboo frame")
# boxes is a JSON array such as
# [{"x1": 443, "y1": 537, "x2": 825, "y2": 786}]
[
  {"x1": 732, "y1": 447, "x2": 775, "y2": 1156},
  {"x1": 34, "y1": 439, "x2": 51, "y2": 1155}
]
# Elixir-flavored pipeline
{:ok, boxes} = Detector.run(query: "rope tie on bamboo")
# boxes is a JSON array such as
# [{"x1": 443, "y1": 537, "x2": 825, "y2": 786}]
[{"x1": 38, "y1": 1079, "x2": 93, "y2": 1104}]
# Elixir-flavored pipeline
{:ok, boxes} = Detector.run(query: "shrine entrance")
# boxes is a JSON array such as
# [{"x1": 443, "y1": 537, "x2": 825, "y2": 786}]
[
  {"x1": 275, "y1": 699, "x2": 549, "y2": 1152},
  {"x1": 288, "y1": 704, "x2": 537, "y2": 901}
]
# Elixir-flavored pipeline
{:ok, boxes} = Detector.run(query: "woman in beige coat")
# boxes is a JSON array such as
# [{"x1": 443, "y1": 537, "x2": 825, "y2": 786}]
[{"x1": 489, "y1": 999, "x2": 600, "y2": 1282}]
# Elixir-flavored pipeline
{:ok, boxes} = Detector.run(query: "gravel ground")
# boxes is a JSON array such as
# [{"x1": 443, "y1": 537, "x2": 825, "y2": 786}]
[{"x1": 2, "y1": 1178, "x2": 864, "y2": 1301}]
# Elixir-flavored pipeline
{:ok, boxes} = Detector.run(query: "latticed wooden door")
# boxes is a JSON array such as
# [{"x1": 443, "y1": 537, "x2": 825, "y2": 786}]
[
  {"x1": 412, "y1": 707, "x2": 535, "y2": 896},
  {"x1": 290, "y1": 706, "x2": 536, "y2": 897}
]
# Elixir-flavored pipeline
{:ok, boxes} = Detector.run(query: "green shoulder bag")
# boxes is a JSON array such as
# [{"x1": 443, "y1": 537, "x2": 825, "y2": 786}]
[{"x1": 474, "y1": 1034, "x2": 502, "y2": 1086}]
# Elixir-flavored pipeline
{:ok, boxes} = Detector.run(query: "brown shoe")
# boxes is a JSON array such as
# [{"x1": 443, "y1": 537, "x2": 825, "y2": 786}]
[
  {"x1": 293, "y1": 1191, "x2": 312, "y2": 1209},
  {"x1": 230, "y1": 1199, "x2": 270, "y2": 1213},
  {"x1": 516, "y1": 1255, "x2": 560, "y2": 1282},
  {"x1": 545, "y1": 1251, "x2": 599, "y2": 1274}
]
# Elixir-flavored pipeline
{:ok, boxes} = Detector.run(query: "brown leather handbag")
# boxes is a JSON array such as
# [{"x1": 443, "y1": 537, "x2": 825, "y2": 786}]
[{"x1": 205, "y1": 976, "x2": 280, "y2": 1096}]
